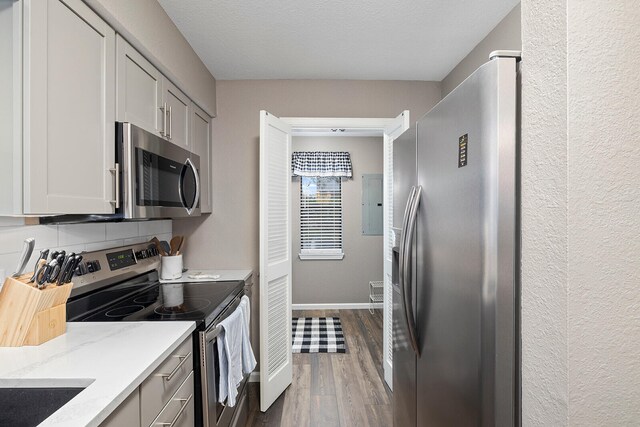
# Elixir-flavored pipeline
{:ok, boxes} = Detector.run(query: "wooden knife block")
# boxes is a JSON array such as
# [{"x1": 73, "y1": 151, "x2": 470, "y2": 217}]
[{"x1": 0, "y1": 275, "x2": 72, "y2": 347}]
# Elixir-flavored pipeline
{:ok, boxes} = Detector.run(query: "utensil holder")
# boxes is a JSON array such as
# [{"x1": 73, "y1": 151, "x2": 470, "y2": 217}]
[
  {"x1": 160, "y1": 254, "x2": 183, "y2": 280},
  {"x1": 0, "y1": 274, "x2": 72, "y2": 347}
]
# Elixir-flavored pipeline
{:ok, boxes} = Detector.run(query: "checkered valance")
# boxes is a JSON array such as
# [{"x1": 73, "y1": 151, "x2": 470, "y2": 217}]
[{"x1": 291, "y1": 151, "x2": 353, "y2": 177}]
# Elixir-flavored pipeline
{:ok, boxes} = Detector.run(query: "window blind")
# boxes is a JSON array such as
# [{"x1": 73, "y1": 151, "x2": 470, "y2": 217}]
[{"x1": 300, "y1": 176, "x2": 342, "y2": 255}]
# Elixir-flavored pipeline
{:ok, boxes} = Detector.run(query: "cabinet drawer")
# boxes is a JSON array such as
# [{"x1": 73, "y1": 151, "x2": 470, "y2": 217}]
[
  {"x1": 150, "y1": 371, "x2": 195, "y2": 427},
  {"x1": 141, "y1": 337, "x2": 193, "y2": 426}
]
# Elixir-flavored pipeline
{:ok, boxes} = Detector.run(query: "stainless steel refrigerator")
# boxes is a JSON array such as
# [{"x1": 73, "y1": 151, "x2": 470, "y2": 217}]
[{"x1": 392, "y1": 53, "x2": 519, "y2": 427}]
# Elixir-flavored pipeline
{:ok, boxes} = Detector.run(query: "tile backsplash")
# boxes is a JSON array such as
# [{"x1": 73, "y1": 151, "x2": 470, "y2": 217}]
[{"x1": 0, "y1": 220, "x2": 172, "y2": 281}]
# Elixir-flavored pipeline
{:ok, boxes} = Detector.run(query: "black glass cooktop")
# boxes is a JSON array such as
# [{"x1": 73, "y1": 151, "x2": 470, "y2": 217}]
[{"x1": 67, "y1": 273, "x2": 243, "y2": 327}]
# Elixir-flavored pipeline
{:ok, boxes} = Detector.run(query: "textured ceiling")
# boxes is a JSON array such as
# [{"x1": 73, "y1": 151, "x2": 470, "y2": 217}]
[{"x1": 158, "y1": 0, "x2": 519, "y2": 81}]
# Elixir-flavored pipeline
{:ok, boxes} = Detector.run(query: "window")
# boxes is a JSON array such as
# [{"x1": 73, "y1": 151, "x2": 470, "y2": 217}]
[{"x1": 299, "y1": 176, "x2": 344, "y2": 260}]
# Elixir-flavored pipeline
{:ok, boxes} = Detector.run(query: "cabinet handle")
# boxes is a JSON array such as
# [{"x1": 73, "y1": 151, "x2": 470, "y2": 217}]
[
  {"x1": 160, "y1": 102, "x2": 167, "y2": 136},
  {"x1": 109, "y1": 163, "x2": 120, "y2": 209},
  {"x1": 168, "y1": 106, "x2": 172, "y2": 140},
  {"x1": 156, "y1": 394, "x2": 192, "y2": 427},
  {"x1": 160, "y1": 352, "x2": 191, "y2": 382}
]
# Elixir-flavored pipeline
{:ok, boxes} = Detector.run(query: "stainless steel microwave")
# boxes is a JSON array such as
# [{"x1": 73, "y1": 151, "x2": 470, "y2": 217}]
[{"x1": 117, "y1": 122, "x2": 200, "y2": 219}]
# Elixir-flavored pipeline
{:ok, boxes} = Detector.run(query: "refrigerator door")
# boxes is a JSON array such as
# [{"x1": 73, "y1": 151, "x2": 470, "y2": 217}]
[
  {"x1": 415, "y1": 57, "x2": 517, "y2": 426},
  {"x1": 392, "y1": 127, "x2": 417, "y2": 230}
]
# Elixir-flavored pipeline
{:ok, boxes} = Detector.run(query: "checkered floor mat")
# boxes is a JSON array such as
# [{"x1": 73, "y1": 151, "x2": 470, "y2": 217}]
[{"x1": 292, "y1": 317, "x2": 347, "y2": 353}]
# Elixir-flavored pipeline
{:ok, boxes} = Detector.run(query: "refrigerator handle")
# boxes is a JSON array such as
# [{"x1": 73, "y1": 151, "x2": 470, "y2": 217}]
[
  {"x1": 401, "y1": 186, "x2": 421, "y2": 357},
  {"x1": 399, "y1": 186, "x2": 416, "y2": 292}
]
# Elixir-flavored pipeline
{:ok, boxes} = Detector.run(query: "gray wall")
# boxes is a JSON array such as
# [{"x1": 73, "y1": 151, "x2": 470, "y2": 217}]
[
  {"x1": 291, "y1": 136, "x2": 383, "y2": 305},
  {"x1": 441, "y1": 3, "x2": 521, "y2": 97},
  {"x1": 86, "y1": 0, "x2": 217, "y2": 115},
  {"x1": 173, "y1": 79, "x2": 442, "y2": 359}
]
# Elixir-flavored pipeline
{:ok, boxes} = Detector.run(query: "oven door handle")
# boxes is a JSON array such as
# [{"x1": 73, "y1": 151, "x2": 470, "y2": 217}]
[
  {"x1": 205, "y1": 325, "x2": 222, "y2": 342},
  {"x1": 204, "y1": 292, "x2": 244, "y2": 341},
  {"x1": 161, "y1": 351, "x2": 192, "y2": 382}
]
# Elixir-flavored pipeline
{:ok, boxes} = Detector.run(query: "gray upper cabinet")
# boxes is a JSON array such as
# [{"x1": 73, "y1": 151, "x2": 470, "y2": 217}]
[
  {"x1": 0, "y1": 0, "x2": 23, "y2": 215},
  {"x1": 191, "y1": 103, "x2": 212, "y2": 213},
  {"x1": 23, "y1": 0, "x2": 116, "y2": 214},
  {"x1": 116, "y1": 35, "x2": 163, "y2": 137},
  {"x1": 162, "y1": 78, "x2": 190, "y2": 150},
  {"x1": 116, "y1": 36, "x2": 190, "y2": 151}
]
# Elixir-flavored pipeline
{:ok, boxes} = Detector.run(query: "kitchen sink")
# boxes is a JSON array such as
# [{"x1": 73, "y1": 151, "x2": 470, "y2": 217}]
[{"x1": 0, "y1": 387, "x2": 85, "y2": 427}]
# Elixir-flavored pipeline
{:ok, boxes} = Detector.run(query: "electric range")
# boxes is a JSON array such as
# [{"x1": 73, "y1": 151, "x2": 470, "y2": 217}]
[
  {"x1": 65, "y1": 242, "x2": 249, "y2": 427},
  {"x1": 67, "y1": 271, "x2": 242, "y2": 325}
]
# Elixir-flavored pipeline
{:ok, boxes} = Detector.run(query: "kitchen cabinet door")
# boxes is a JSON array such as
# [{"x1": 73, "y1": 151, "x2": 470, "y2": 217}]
[
  {"x1": 23, "y1": 0, "x2": 116, "y2": 214},
  {"x1": 191, "y1": 103, "x2": 212, "y2": 213},
  {"x1": 162, "y1": 78, "x2": 190, "y2": 150},
  {"x1": 100, "y1": 388, "x2": 140, "y2": 427},
  {"x1": 116, "y1": 35, "x2": 163, "y2": 137}
]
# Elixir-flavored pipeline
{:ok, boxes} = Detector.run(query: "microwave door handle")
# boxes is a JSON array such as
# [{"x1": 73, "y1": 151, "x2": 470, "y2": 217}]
[{"x1": 183, "y1": 158, "x2": 199, "y2": 215}]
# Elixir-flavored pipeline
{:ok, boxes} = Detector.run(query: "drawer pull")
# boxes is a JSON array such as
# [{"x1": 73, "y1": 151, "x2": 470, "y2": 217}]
[
  {"x1": 161, "y1": 352, "x2": 192, "y2": 382},
  {"x1": 156, "y1": 394, "x2": 192, "y2": 427}
]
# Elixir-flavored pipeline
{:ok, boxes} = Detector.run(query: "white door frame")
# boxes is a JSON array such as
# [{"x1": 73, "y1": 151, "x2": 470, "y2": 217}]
[
  {"x1": 281, "y1": 117, "x2": 397, "y2": 134},
  {"x1": 281, "y1": 112, "x2": 409, "y2": 391}
]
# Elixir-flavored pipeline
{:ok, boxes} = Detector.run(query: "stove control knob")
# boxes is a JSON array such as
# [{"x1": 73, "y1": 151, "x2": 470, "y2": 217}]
[
  {"x1": 76, "y1": 262, "x2": 88, "y2": 276},
  {"x1": 86, "y1": 260, "x2": 100, "y2": 272}
]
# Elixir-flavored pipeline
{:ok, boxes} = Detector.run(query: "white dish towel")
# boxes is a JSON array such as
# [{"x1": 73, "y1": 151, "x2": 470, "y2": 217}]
[
  {"x1": 239, "y1": 295, "x2": 251, "y2": 336},
  {"x1": 217, "y1": 298, "x2": 257, "y2": 406}
]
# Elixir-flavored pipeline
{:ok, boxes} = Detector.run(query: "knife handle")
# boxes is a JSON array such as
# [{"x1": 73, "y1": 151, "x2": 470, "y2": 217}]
[
  {"x1": 29, "y1": 259, "x2": 47, "y2": 284},
  {"x1": 12, "y1": 238, "x2": 35, "y2": 278}
]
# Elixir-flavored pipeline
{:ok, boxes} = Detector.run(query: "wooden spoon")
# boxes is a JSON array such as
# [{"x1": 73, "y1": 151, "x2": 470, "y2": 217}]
[
  {"x1": 175, "y1": 236, "x2": 185, "y2": 255},
  {"x1": 169, "y1": 236, "x2": 183, "y2": 256}
]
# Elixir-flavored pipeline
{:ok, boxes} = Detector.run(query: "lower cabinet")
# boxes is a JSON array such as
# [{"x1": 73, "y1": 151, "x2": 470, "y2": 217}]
[
  {"x1": 101, "y1": 387, "x2": 140, "y2": 427},
  {"x1": 150, "y1": 372, "x2": 195, "y2": 427},
  {"x1": 100, "y1": 336, "x2": 194, "y2": 427}
]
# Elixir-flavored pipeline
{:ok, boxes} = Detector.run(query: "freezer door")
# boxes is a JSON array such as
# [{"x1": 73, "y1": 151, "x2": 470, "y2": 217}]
[
  {"x1": 392, "y1": 127, "x2": 417, "y2": 230},
  {"x1": 392, "y1": 247, "x2": 416, "y2": 427},
  {"x1": 415, "y1": 57, "x2": 517, "y2": 426}
]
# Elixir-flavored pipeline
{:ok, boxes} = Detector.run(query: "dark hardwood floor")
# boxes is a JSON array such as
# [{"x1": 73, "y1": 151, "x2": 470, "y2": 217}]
[{"x1": 245, "y1": 309, "x2": 392, "y2": 427}]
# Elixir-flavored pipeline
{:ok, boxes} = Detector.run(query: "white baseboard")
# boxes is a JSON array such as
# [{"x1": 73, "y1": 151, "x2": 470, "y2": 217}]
[
  {"x1": 249, "y1": 372, "x2": 260, "y2": 382},
  {"x1": 292, "y1": 303, "x2": 380, "y2": 310}
]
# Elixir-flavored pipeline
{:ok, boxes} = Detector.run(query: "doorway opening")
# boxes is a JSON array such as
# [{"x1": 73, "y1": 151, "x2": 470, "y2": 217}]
[{"x1": 256, "y1": 112, "x2": 409, "y2": 422}]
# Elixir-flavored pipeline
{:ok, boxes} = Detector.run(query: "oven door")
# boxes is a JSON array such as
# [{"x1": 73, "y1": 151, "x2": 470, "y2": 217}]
[
  {"x1": 200, "y1": 293, "x2": 249, "y2": 427},
  {"x1": 120, "y1": 122, "x2": 200, "y2": 219}
]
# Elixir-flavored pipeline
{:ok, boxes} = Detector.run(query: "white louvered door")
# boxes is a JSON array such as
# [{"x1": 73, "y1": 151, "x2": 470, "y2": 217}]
[
  {"x1": 382, "y1": 111, "x2": 410, "y2": 389},
  {"x1": 259, "y1": 110, "x2": 293, "y2": 411}
]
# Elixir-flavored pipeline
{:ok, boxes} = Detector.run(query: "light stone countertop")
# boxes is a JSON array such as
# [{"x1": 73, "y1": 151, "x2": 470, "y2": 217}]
[
  {"x1": 0, "y1": 321, "x2": 196, "y2": 427},
  {"x1": 159, "y1": 269, "x2": 253, "y2": 283}
]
